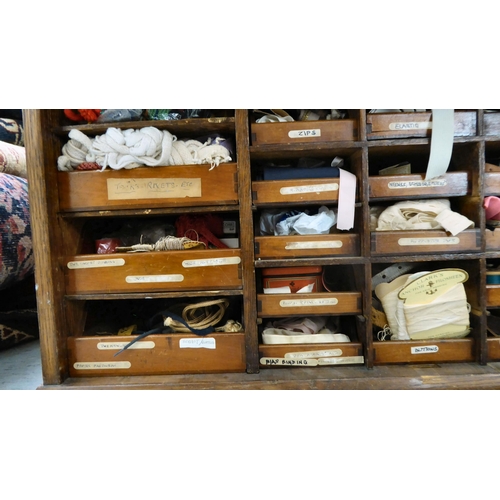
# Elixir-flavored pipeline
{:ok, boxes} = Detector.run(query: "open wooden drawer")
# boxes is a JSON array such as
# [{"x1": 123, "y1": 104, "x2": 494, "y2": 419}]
[
  {"x1": 63, "y1": 249, "x2": 242, "y2": 294},
  {"x1": 58, "y1": 163, "x2": 239, "y2": 212}
]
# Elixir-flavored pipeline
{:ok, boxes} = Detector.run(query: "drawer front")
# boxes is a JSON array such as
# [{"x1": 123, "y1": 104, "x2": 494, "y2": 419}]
[
  {"x1": 58, "y1": 163, "x2": 238, "y2": 211},
  {"x1": 369, "y1": 172, "x2": 469, "y2": 200},
  {"x1": 487, "y1": 338, "x2": 500, "y2": 361},
  {"x1": 259, "y1": 343, "x2": 364, "y2": 368},
  {"x1": 255, "y1": 234, "x2": 360, "y2": 259},
  {"x1": 67, "y1": 333, "x2": 246, "y2": 376},
  {"x1": 484, "y1": 172, "x2": 500, "y2": 196},
  {"x1": 366, "y1": 111, "x2": 476, "y2": 140},
  {"x1": 484, "y1": 113, "x2": 500, "y2": 136},
  {"x1": 371, "y1": 229, "x2": 481, "y2": 255},
  {"x1": 257, "y1": 292, "x2": 362, "y2": 317},
  {"x1": 486, "y1": 229, "x2": 500, "y2": 251},
  {"x1": 64, "y1": 249, "x2": 242, "y2": 294},
  {"x1": 252, "y1": 178, "x2": 341, "y2": 205},
  {"x1": 373, "y1": 339, "x2": 474, "y2": 364},
  {"x1": 486, "y1": 286, "x2": 500, "y2": 307},
  {"x1": 251, "y1": 119, "x2": 357, "y2": 145}
]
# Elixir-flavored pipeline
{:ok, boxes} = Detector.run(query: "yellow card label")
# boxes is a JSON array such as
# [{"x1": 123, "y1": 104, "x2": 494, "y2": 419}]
[
  {"x1": 107, "y1": 178, "x2": 202, "y2": 200},
  {"x1": 398, "y1": 269, "x2": 468, "y2": 305}
]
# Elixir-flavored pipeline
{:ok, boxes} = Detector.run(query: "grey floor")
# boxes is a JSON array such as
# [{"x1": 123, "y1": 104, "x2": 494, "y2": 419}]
[{"x1": 0, "y1": 340, "x2": 43, "y2": 390}]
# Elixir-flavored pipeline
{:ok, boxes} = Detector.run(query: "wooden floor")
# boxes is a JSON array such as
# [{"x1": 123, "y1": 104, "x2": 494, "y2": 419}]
[{"x1": 38, "y1": 362, "x2": 500, "y2": 390}]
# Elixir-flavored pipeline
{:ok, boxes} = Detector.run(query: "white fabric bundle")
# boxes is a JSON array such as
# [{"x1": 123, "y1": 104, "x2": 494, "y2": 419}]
[
  {"x1": 375, "y1": 271, "x2": 470, "y2": 341},
  {"x1": 375, "y1": 199, "x2": 474, "y2": 236},
  {"x1": 57, "y1": 127, "x2": 232, "y2": 171}
]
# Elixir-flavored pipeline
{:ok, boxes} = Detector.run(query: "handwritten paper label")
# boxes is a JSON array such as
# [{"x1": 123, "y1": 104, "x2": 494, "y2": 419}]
[
  {"x1": 279, "y1": 298, "x2": 338, "y2": 308},
  {"x1": 285, "y1": 240, "x2": 343, "y2": 250},
  {"x1": 398, "y1": 269, "x2": 468, "y2": 305},
  {"x1": 288, "y1": 129, "x2": 321, "y2": 138},
  {"x1": 389, "y1": 121, "x2": 431, "y2": 130},
  {"x1": 74, "y1": 361, "x2": 131, "y2": 370},
  {"x1": 179, "y1": 338, "x2": 216, "y2": 349},
  {"x1": 388, "y1": 179, "x2": 447, "y2": 189},
  {"x1": 317, "y1": 356, "x2": 364, "y2": 365},
  {"x1": 67, "y1": 258, "x2": 125, "y2": 269},
  {"x1": 284, "y1": 349, "x2": 343, "y2": 359},
  {"x1": 280, "y1": 183, "x2": 338, "y2": 195},
  {"x1": 97, "y1": 341, "x2": 155, "y2": 350},
  {"x1": 107, "y1": 178, "x2": 202, "y2": 200},
  {"x1": 125, "y1": 274, "x2": 184, "y2": 283},
  {"x1": 260, "y1": 357, "x2": 318, "y2": 367},
  {"x1": 182, "y1": 257, "x2": 241, "y2": 268},
  {"x1": 398, "y1": 237, "x2": 459, "y2": 246},
  {"x1": 411, "y1": 345, "x2": 439, "y2": 354}
]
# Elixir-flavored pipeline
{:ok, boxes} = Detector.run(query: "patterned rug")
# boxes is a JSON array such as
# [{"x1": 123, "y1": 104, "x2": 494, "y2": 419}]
[
  {"x1": 0, "y1": 118, "x2": 24, "y2": 146},
  {"x1": 0, "y1": 171, "x2": 37, "y2": 350}
]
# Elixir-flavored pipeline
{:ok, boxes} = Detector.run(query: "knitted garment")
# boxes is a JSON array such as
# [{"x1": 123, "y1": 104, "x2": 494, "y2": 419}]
[{"x1": 57, "y1": 127, "x2": 232, "y2": 172}]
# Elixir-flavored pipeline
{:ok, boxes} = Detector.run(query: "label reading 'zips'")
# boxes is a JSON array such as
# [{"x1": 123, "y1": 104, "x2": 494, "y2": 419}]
[{"x1": 288, "y1": 129, "x2": 321, "y2": 138}]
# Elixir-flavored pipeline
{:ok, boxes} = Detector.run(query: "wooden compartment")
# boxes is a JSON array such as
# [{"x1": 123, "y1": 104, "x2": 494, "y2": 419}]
[
  {"x1": 252, "y1": 178, "x2": 342, "y2": 206},
  {"x1": 255, "y1": 233, "x2": 360, "y2": 259},
  {"x1": 259, "y1": 342, "x2": 364, "y2": 368},
  {"x1": 487, "y1": 338, "x2": 500, "y2": 360},
  {"x1": 370, "y1": 229, "x2": 481, "y2": 255},
  {"x1": 366, "y1": 111, "x2": 477, "y2": 140},
  {"x1": 486, "y1": 285, "x2": 500, "y2": 307},
  {"x1": 58, "y1": 163, "x2": 238, "y2": 212},
  {"x1": 63, "y1": 249, "x2": 242, "y2": 294},
  {"x1": 486, "y1": 228, "x2": 500, "y2": 251},
  {"x1": 369, "y1": 172, "x2": 469, "y2": 200},
  {"x1": 67, "y1": 332, "x2": 246, "y2": 376},
  {"x1": 257, "y1": 292, "x2": 362, "y2": 317},
  {"x1": 373, "y1": 338, "x2": 475, "y2": 364},
  {"x1": 250, "y1": 119, "x2": 357, "y2": 146},
  {"x1": 484, "y1": 172, "x2": 500, "y2": 195}
]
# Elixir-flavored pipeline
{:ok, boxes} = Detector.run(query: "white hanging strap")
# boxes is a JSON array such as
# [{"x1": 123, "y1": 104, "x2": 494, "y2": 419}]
[
  {"x1": 425, "y1": 109, "x2": 455, "y2": 180},
  {"x1": 337, "y1": 167, "x2": 357, "y2": 230}
]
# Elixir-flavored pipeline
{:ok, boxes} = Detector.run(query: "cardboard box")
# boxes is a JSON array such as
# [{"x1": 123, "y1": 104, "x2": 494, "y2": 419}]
[{"x1": 262, "y1": 266, "x2": 324, "y2": 293}]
